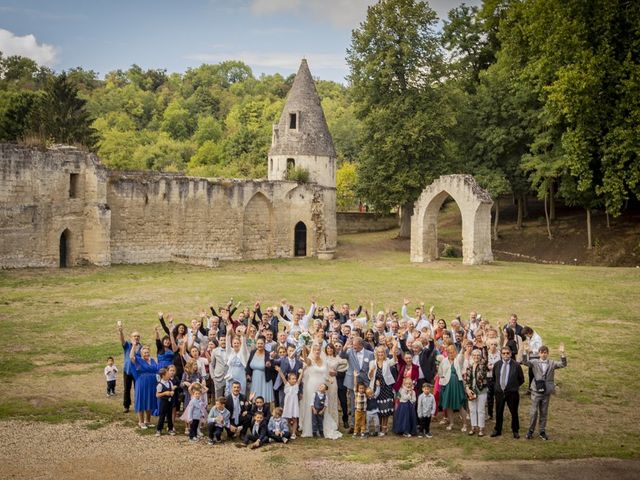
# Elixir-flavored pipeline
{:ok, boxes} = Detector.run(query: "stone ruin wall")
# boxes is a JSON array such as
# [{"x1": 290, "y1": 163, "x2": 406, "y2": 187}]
[
  {"x1": 0, "y1": 144, "x2": 337, "y2": 268},
  {"x1": 0, "y1": 144, "x2": 111, "y2": 268},
  {"x1": 107, "y1": 173, "x2": 335, "y2": 264}
]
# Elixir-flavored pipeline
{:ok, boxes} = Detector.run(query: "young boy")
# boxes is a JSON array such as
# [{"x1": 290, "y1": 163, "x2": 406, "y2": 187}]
[
  {"x1": 353, "y1": 382, "x2": 367, "y2": 438},
  {"x1": 104, "y1": 356, "x2": 118, "y2": 397},
  {"x1": 238, "y1": 411, "x2": 268, "y2": 449},
  {"x1": 185, "y1": 385, "x2": 208, "y2": 442},
  {"x1": 268, "y1": 407, "x2": 291, "y2": 444},
  {"x1": 365, "y1": 385, "x2": 380, "y2": 437},
  {"x1": 207, "y1": 396, "x2": 231, "y2": 444},
  {"x1": 417, "y1": 383, "x2": 436, "y2": 438},
  {"x1": 155, "y1": 367, "x2": 177, "y2": 437},
  {"x1": 249, "y1": 395, "x2": 271, "y2": 422},
  {"x1": 312, "y1": 383, "x2": 327, "y2": 438}
]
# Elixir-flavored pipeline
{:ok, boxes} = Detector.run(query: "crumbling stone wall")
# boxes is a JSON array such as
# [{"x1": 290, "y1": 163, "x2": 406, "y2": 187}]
[
  {"x1": 106, "y1": 172, "x2": 334, "y2": 264},
  {"x1": 0, "y1": 145, "x2": 337, "y2": 268},
  {"x1": 0, "y1": 144, "x2": 111, "y2": 268}
]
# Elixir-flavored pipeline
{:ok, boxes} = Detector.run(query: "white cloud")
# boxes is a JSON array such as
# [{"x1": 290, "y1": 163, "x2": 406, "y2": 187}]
[
  {"x1": 248, "y1": 0, "x2": 483, "y2": 27},
  {"x1": 250, "y1": 0, "x2": 374, "y2": 28},
  {"x1": 186, "y1": 51, "x2": 346, "y2": 70},
  {"x1": 0, "y1": 28, "x2": 58, "y2": 66}
]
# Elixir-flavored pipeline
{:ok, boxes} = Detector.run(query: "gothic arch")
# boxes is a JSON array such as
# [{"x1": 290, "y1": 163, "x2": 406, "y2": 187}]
[
  {"x1": 410, "y1": 175, "x2": 493, "y2": 265},
  {"x1": 59, "y1": 228, "x2": 71, "y2": 268},
  {"x1": 242, "y1": 192, "x2": 274, "y2": 260}
]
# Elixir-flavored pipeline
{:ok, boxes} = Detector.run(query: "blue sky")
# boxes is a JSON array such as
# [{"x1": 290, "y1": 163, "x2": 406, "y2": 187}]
[{"x1": 0, "y1": 0, "x2": 480, "y2": 83}]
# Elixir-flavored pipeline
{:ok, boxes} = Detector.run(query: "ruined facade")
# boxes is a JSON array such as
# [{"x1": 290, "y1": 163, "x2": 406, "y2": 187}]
[{"x1": 0, "y1": 60, "x2": 337, "y2": 268}]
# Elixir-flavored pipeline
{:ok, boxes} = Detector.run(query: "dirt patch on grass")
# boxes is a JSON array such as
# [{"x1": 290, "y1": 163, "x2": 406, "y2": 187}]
[{"x1": 460, "y1": 458, "x2": 640, "y2": 480}]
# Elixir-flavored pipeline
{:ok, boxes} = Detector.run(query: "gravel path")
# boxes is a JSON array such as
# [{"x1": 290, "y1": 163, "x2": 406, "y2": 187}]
[
  {"x1": 0, "y1": 421, "x2": 456, "y2": 480},
  {"x1": 3, "y1": 421, "x2": 638, "y2": 480}
]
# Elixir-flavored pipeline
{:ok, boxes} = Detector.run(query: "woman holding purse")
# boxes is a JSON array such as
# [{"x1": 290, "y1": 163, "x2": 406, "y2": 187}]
[{"x1": 465, "y1": 349, "x2": 489, "y2": 436}]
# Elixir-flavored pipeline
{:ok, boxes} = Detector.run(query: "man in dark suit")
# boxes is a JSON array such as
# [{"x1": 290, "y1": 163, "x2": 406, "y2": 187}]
[
  {"x1": 491, "y1": 347, "x2": 525, "y2": 438},
  {"x1": 273, "y1": 345, "x2": 304, "y2": 406},
  {"x1": 225, "y1": 381, "x2": 251, "y2": 438}
]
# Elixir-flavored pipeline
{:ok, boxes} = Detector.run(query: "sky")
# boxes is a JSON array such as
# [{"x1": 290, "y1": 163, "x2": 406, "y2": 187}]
[{"x1": 0, "y1": 0, "x2": 481, "y2": 83}]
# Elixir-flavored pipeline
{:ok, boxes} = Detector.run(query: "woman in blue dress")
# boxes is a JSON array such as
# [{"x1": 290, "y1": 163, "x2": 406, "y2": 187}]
[
  {"x1": 225, "y1": 323, "x2": 249, "y2": 395},
  {"x1": 246, "y1": 336, "x2": 275, "y2": 406},
  {"x1": 154, "y1": 325, "x2": 177, "y2": 369},
  {"x1": 129, "y1": 341, "x2": 160, "y2": 429}
]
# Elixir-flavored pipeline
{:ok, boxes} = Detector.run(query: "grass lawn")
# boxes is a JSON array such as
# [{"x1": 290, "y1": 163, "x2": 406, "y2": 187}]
[{"x1": 1, "y1": 229, "x2": 639, "y2": 464}]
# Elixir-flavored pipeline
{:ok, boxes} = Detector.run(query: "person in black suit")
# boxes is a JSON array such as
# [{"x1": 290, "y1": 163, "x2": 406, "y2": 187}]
[
  {"x1": 491, "y1": 347, "x2": 525, "y2": 438},
  {"x1": 237, "y1": 411, "x2": 269, "y2": 449},
  {"x1": 225, "y1": 381, "x2": 251, "y2": 438}
]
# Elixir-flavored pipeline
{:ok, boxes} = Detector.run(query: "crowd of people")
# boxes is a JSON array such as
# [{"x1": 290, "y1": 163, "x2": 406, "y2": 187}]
[{"x1": 110, "y1": 298, "x2": 567, "y2": 447}]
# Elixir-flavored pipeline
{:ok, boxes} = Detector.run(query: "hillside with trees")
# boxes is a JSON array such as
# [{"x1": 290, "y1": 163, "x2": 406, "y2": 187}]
[{"x1": 0, "y1": 0, "x2": 638, "y2": 254}]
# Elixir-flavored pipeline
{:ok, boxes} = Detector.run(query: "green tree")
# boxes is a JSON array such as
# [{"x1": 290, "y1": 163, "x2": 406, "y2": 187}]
[
  {"x1": 161, "y1": 99, "x2": 195, "y2": 140},
  {"x1": 347, "y1": 0, "x2": 451, "y2": 237},
  {"x1": 336, "y1": 162, "x2": 359, "y2": 210},
  {"x1": 28, "y1": 72, "x2": 97, "y2": 149}
]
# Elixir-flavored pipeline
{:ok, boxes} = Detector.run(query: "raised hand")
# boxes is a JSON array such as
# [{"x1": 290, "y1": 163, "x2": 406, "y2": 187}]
[
  {"x1": 559, "y1": 343, "x2": 565, "y2": 355},
  {"x1": 403, "y1": 298, "x2": 410, "y2": 306},
  {"x1": 158, "y1": 311, "x2": 163, "y2": 318}
]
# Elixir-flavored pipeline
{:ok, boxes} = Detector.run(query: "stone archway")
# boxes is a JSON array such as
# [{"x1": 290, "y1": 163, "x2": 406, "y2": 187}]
[
  {"x1": 410, "y1": 174, "x2": 493, "y2": 265},
  {"x1": 243, "y1": 192, "x2": 274, "y2": 260}
]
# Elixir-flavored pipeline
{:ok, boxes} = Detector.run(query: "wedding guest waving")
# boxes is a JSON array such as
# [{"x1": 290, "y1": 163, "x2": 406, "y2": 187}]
[{"x1": 522, "y1": 343, "x2": 567, "y2": 440}]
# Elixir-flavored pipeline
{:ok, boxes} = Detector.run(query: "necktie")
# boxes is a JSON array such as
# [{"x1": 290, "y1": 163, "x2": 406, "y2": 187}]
[
  {"x1": 253, "y1": 423, "x2": 259, "y2": 435},
  {"x1": 501, "y1": 361, "x2": 508, "y2": 390}
]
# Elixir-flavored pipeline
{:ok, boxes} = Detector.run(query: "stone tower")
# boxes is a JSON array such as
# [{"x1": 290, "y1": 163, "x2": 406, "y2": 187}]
[{"x1": 268, "y1": 59, "x2": 336, "y2": 188}]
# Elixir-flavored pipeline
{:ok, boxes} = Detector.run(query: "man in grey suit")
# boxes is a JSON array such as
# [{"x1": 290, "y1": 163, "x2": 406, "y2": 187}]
[
  {"x1": 522, "y1": 343, "x2": 567, "y2": 440},
  {"x1": 340, "y1": 336, "x2": 374, "y2": 433}
]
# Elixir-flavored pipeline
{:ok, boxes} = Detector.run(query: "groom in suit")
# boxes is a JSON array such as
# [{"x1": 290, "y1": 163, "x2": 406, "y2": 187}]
[
  {"x1": 491, "y1": 347, "x2": 525, "y2": 438},
  {"x1": 340, "y1": 336, "x2": 374, "y2": 433}
]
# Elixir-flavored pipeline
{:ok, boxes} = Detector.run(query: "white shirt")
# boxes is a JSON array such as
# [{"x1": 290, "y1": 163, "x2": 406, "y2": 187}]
[
  {"x1": 356, "y1": 350, "x2": 364, "y2": 370},
  {"x1": 104, "y1": 365, "x2": 118, "y2": 381},
  {"x1": 528, "y1": 332, "x2": 543, "y2": 355}
]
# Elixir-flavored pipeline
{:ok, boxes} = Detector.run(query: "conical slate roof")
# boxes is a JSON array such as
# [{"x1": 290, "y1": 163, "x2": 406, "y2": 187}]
[{"x1": 269, "y1": 59, "x2": 336, "y2": 157}]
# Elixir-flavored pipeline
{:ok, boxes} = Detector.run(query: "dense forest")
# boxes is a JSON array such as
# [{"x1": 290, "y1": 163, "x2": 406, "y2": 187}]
[{"x1": 0, "y1": 0, "x2": 638, "y2": 244}]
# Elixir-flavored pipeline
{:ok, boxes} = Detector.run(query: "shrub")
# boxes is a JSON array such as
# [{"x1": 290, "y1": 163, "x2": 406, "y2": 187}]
[
  {"x1": 441, "y1": 243, "x2": 459, "y2": 258},
  {"x1": 285, "y1": 166, "x2": 310, "y2": 183}
]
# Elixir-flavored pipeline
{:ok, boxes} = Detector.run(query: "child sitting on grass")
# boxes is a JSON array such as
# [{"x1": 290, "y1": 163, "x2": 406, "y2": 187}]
[
  {"x1": 268, "y1": 407, "x2": 291, "y2": 444},
  {"x1": 207, "y1": 396, "x2": 230, "y2": 444},
  {"x1": 237, "y1": 411, "x2": 268, "y2": 449}
]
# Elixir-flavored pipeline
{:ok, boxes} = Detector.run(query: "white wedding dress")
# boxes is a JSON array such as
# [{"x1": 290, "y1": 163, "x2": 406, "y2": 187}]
[{"x1": 299, "y1": 357, "x2": 343, "y2": 439}]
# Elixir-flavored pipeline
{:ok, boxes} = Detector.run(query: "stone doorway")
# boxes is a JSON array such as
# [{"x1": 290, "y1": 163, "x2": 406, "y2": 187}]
[
  {"x1": 59, "y1": 229, "x2": 70, "y2": 268},
  {"x1": 410, "y1": 175, "x2": 493, "y2": 265},
  {"x1": 294, "y1": 221, "x2": 307, "y2": 257}
]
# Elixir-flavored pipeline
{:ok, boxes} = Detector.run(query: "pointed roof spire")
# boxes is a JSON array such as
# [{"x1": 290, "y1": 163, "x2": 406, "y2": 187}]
[{"x1": 269, "y1": 59, "x2": 336, "y2": 157}]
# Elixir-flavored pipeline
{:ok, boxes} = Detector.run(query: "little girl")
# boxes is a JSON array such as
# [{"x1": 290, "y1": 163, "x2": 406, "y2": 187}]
[
  {"x1": 392, "y1": 377, "x2": 417, "y2": 437},
  {"x1": 278, "y1": 368, "x2": 303, "y2": 439},
  {"x1": 181, "y1": 359, "x2": 204, "y2": 411}
]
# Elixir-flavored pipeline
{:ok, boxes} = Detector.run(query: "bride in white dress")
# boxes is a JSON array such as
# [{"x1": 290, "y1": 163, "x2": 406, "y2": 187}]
[{"x1": 299, "y1": 342, "x2": 343, "y2": 439}]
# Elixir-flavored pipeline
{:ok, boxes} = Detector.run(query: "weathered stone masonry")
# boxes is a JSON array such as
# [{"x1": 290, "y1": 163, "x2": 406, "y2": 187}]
[{"x1": 0, "y1": 59, "x2": 337, "y2": 268}]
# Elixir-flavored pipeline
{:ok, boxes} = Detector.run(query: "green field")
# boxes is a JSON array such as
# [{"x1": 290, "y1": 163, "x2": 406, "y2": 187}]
[{"x1": 1, "y1": 230, "x2": 639, "y2": 464}]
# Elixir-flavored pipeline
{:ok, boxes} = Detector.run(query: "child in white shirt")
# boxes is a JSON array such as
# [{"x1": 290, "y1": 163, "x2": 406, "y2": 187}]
[{"x1": 104, "y1": 356, "x2": 118, "y2": 396}]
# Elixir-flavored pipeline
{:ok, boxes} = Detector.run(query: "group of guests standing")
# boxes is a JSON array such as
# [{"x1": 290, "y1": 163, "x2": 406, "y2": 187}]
[{"x1": 111, "y1": 298, "x2": 567, "y2": 446}]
